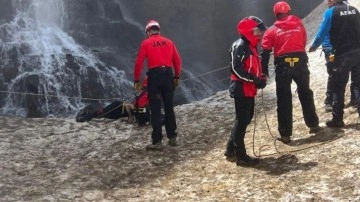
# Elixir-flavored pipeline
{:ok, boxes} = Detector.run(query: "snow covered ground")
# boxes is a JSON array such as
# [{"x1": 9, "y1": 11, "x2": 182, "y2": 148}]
[{"x1": 1, "y1": 1, "x2": 360, "y2": 201}]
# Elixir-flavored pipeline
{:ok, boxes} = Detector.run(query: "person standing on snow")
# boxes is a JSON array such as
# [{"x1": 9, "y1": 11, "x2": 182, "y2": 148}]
[
  {"x1": 224, "y1": 16, "x2": 267, "y2": 166},
  {"x1": 308, "y1": 0, "x2": 360, "y2": 128},
  {"x1": 310, "y1": 0, "x2": 356, "y2": 113},
  {"x1": 261, "y1": 1, "x2": 321, "y2": 144},
  {"x1": 134, "y1": 20, "x2": 182, "y2": 150},
  {"x1": 321, "y1": 34, "x2": 336, "y2": 113}
]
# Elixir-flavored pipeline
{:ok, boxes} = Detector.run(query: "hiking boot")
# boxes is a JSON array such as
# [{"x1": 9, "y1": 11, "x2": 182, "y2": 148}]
[
  {"x1": 224, "y1": 150, "x2": 235, "y2": 157},
  {"x1": 145, "y1": 142, "x2": 164, "y2": 151},
  {"x1": 236, "y1": 155, "x2": 260, "y2": 167},
  {"x1": 309, "y1": 126, "x2": 322, "y2": 134},
  {"x1": 326, "y1": 120, "x2": 345, "y2": 128},
  {"x1": 325, "y1": 104, "x2": 332, "y2": 113},
  {"x1": 277, "y1": 136, "x2": 291, "y2": 144},
  {"x1": 224, "y1": 150, "x2": 236, "y2": 162},
  {"x1": 168, "y1": 137, "x2": 177, "y2": 147}
]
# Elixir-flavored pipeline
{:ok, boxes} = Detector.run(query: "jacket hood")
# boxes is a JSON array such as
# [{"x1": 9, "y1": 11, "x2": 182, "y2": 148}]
[
  {"x1": 237, "y1": 18, "x2": 261, "y2": 47},
  {"x1": 274, "y1": 15, "x2": 302, "y2": 30}
]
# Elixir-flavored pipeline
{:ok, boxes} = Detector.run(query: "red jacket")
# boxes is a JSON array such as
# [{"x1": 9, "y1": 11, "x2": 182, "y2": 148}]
[
  {"x1": 262, "y1": 15, "x2": 307, "y2": 58},
  {"x1": 230, "y1": 18, "x2": 262, "y2": 97},
  {"x1": 134, "y1": 34, "x2": 181, "y2": 81},
  {"x1": 230, "y1": 43, "x2": 262, "y2": 97},
  {"x1": 132, "y1": 90, "x2": 149, "y2": 108}
]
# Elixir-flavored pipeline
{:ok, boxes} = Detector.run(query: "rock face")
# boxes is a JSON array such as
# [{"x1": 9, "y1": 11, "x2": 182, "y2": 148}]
[
  {"x1": 0, "y1": 0, "x2": 322, "y2": 117},
  {"x1": 62, "y1": 0, "x2": 143, "y2": 73},
  {"x1": 0, "y1": 0, "x2": 14, "y2": 24}
]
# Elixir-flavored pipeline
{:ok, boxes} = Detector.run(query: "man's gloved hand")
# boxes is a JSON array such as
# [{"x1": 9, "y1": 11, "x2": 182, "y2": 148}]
[
  {"x1": 308, "y1": 46, "x2": 317, "y2": 52},
  {"x1": 255, "y1": 76, "x2": 267, "y2": 89},
  {"x1": 134, "y1": 81, "x2": 141, "y2": 91},
  {"x1": 250, "y1": 74, "x2": 267, "y2": 89},
  {"x1": 173, "y1": 77, "x2": 180, "y2": 88}
]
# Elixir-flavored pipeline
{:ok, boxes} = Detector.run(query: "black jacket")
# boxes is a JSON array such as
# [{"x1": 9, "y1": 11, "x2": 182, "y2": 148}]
[{"x1": 330, "y1": 2, "x2": 360, "y2": 56}]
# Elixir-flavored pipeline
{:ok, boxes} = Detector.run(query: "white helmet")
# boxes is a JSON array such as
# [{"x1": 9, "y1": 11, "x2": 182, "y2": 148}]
[{"x1": 145, "y1": 20, "x2": 160, "y2": 33}]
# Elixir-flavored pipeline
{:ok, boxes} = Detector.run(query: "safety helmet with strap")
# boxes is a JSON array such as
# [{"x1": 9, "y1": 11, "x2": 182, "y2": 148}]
[{"x1": 145, "y1": 20, "x2": 160, "y2": 33}]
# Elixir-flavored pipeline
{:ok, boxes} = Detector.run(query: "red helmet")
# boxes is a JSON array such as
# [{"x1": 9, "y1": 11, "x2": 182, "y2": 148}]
[
  {"x1": 273, "y1": 1, "x2": 291, "y2": 15},
  {"x1": 145, "y1": 20, "x2": 160, "y2": 33}
]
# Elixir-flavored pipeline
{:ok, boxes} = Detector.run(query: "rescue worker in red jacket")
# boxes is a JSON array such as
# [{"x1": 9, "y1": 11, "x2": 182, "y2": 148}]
[
  {"x1": 261, "y1": 1, "x2": 320, "y2": 144},
  {"x1": 224, "y1": 16, "x2": 267, "y2": 166},
  {"x1": 134, "y1": 20, "x2": 182, "y2": 150}
]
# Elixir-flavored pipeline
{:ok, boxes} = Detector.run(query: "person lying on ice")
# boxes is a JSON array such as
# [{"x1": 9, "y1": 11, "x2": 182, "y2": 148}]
[{"x1": 76, "y1": 78, "x2": 150, "y2": 126}]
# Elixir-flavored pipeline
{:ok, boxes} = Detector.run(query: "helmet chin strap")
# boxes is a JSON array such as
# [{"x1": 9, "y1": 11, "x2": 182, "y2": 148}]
[
  {"x1": 276, "y1": 13, "x2": 289, "y2": 20},
  {"x1": 147, "y1": 30, "x2": 160, "y2": 37}
]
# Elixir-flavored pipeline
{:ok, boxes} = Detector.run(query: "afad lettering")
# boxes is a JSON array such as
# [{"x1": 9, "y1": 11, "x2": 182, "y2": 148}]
[
  {"x1": 152, "y1": 41, "x2": 167, "y2": 47},
  {"x1": 340, "y1": 9, "x2": 357, "y2": 16}
]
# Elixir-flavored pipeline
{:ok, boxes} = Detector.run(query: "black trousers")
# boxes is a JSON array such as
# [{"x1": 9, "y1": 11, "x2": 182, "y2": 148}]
[
  {"x1": 350, "y1": 68, "x2": 357, "y2": 102},
  {"x1": 275, "y1": 53, "x2": 319, "y2": 137},
  {"x1": 147, "y1": 67, "x2": 177, "y2": 144},
  {"x1": 332, "y1": 50, "x2": 360, "y2": 121},
  {"x1": 324, "y1": 50, "x2": 357, "y2": 105},
  {"x1": 226, "y1": 97, "x2": 254, "y2": 157},
  {"x1": 324, "y1": 50, "x2": 336, "y2": 105}
]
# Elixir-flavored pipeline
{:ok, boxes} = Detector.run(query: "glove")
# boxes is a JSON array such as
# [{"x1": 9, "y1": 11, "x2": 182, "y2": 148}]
[
  {"x1": 173, "y1": 77, "x2": 180, "y2": 88},
  {"x1": 255, "y1": 76, "x2": 267, "y2": 89},
  {"x1": 134, "y1": 81, "x2": 141, "y2": 91},
  {"x1": 308, "y1": 46, "x2": 317, "y2": 52},
  {"x1": 250, "y1": 74, "x2": 267, "y2": 89}
]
